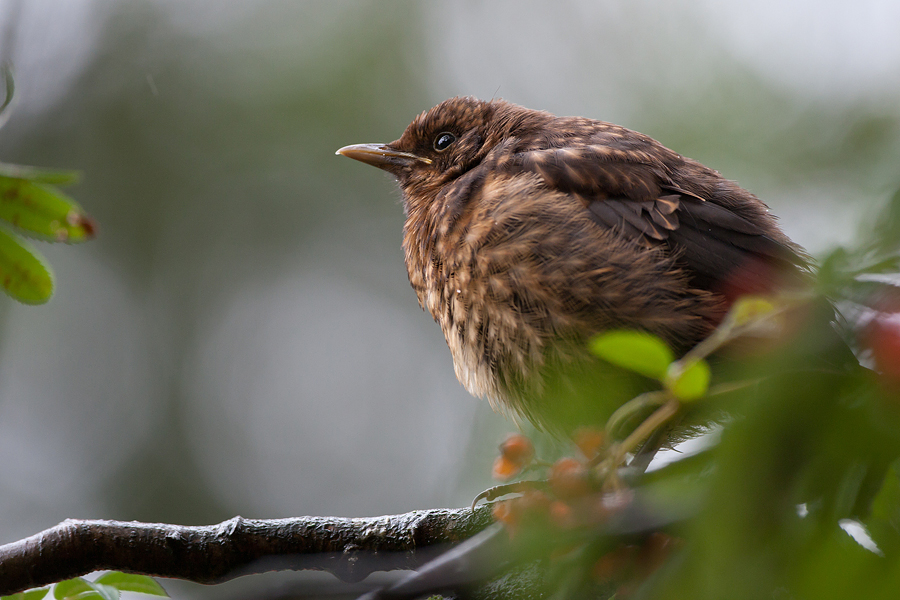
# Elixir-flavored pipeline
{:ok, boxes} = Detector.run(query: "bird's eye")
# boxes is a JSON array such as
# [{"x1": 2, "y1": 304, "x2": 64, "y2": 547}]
[{"x1": 433, "y1": 132, "x2": 457, "y2": 152}]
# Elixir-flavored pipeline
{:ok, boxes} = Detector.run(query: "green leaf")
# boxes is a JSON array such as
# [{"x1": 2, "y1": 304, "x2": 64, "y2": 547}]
[
  {"x1": 81, "y1": 585, "x2": 117, "y2": 600},
  {"x1": 865, "y1": 461, "x2": 900, "y2": 556},
  {"x1": 53, "y1": 580, "x2": 94, "y2": 600},
  {"x1": 94, "y1": 574, "x2": 167, "y2": 597},
  {"x1": 667, "y1": 359, "x2": 711, "y2": 402},
  {"x1": 52, "y1": 580, "x2": 118, "y2": 600},
  {"x1": 0, "y1": 176, "x2": 95, "y2": 242},
  {"x1": 0, "y1": 163, "x2": 80, "y2": 186},
  {"x1": 2, "y1": 587, "x2": 50, "y2": 600},
  {"x1": 727, "y1": 296, "x2": 776, "y2": 327},
  {"x1": 589, "y1": 330, "x2": 674, "y2": 380},
  {"x1": 0, "y1": 227, "x2": 54, "y2": 303}
]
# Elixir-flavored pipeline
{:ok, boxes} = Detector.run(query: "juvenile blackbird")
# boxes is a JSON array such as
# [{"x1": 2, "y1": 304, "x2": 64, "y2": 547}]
[{"x1": 337, "y1": 97, "x2": 808, "y2": 432}]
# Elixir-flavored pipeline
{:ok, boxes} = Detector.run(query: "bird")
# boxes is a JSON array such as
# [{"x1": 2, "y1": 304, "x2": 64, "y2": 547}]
[{"x1": 337, "y1": 96, "x2": 809, "y2": 433}]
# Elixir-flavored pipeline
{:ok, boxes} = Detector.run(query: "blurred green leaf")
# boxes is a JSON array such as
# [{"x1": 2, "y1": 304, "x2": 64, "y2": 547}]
[
  {"x1": 94, "y1": 574, "x2": 166, "y2": 597},
  {"x1": 1, "y1": 587, "x2": 50, "y2": 600},
  {"x1": 0, "y1": 176, "x2": 95, "y2": 242},
  {"x1": 818, "y1": 187, "x2": 900, "y2": 293},
  {"x1": 0, "y1": 226, "x2": 54, "y2": 304},
  {"x1": 666, "y1": 359, "x2": 711, "y2": 402},
  {"x1": 866, "y1": 461, "x2": 900, "y2": 556},
  {"x1": 872, "y1": 187, "x2": 900, "y2": 252},
  {"x1": 791, "y1": 523, "x2": 892, "y2": 600},
  {"x1": 727, "y1": 296, "x2": 776, "y2": 327},
  {"x1": 0, "y1": 163, "x2": 80, "y2": 186},
  {"x1": 816, "y1": 246, "x2": 851, "y2": 289},
  {"x1": 589, "y1": 330, "x2": 674, "y2": 380}
]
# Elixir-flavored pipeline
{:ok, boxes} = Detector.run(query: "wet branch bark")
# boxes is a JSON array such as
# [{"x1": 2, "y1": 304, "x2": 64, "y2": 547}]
[{"x1": 0, "y1": 507, "x2": 495, "y2": 595}]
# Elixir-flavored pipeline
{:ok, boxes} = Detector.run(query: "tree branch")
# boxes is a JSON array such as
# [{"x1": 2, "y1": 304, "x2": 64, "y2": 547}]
[{"x1": 0, "y1": 507, "x2": 495, "y2": 595}]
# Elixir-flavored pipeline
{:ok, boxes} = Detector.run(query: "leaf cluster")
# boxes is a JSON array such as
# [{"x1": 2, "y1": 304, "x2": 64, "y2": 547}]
[
  {"x1": 3, "y1": 573, "x2": 166, "y2": 600},
  {"x1": 0, "y1": 66, "x2": 96, "y2": 304}
]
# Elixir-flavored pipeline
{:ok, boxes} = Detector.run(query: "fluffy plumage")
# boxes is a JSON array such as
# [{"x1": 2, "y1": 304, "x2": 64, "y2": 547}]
[{"x1": 338, "y1": 96, "x2": 808, "y2": 431}]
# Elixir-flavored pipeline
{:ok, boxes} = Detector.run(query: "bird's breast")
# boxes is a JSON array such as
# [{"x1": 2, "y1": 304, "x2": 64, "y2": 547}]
[
  {"x1": 401, "y1": 172, "x2": 722, "y2": 426},
  {"x1": 401, "y1": 175, "x2": 603, "y2": 411}
]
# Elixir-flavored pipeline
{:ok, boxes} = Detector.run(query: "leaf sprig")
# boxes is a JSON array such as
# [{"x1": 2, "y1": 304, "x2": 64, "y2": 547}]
[{"x1": 0, "y1": 64, "x2": 96, "y2": 304}]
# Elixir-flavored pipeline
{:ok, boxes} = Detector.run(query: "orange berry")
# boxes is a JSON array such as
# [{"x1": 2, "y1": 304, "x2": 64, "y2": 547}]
[
  {"x1": 549, "y1": 457, "x2": 591, "y2": 499},
  {"x1": 516, "y1": 489, "x2": 552, "y2": 518},
  {"x1": 573, "y1": 427, "x2": 605, "y2": 459},
  {"x1": 549, "y1": 500, "x2": 574, "y2": 529},
  {"x1": 492, "y1": 455, "x2": 523, "y2": 481},
  {"x1": 499, "y1": 434, "x2": 534, "y2": 464}
]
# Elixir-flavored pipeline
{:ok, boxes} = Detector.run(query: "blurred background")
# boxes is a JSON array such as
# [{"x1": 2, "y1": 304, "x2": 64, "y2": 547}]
[{"x1": 0, "y1": 0, "x2": 898, "y2": 597}]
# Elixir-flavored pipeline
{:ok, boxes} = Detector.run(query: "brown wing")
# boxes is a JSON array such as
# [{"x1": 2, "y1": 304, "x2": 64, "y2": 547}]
[{"x1": 502, "y1": 143, "x2": 806, "y2": 293}]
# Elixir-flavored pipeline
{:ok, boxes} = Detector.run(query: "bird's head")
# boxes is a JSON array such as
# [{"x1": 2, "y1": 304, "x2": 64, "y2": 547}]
[{"x1": 337, "y1": 96, "x2": 551, "y2": 203}]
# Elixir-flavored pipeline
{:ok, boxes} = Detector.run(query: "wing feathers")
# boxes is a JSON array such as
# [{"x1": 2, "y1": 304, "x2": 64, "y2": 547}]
[{"x1": 499, "y1": 142, "x2": 804, "y2": 292}]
